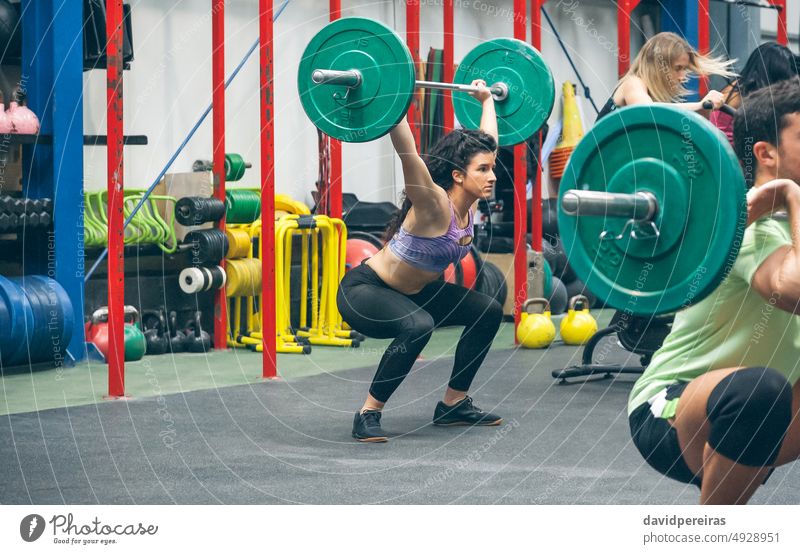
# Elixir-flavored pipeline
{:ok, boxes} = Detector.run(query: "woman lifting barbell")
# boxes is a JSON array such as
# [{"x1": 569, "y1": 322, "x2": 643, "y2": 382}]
[
  {"x1": 596, "y1": 32, "x2": 735, "y2": 122},
  {"x1": 337, "y1": 80, "x2": 505, "y2": 443},
  {"x1": 709, "y1": 42, "x2": 800, "y2": 146}
]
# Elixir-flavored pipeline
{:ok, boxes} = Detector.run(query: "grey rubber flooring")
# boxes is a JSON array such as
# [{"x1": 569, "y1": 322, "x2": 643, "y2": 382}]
[{"x1": 2, "y1": 336, "x2": 799, "y2": 504}]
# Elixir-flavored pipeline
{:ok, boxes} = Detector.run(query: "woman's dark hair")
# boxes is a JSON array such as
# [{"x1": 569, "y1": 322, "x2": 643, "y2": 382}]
[
  {"x1": 728, "y1": 42, "x2": 799, "y2": 101},
  {"x1": 733, "y1": 77, "x2": 800, "y2": 187},
  {"x1": 383, "y1": 128, "x2": 497, "y2": 241}
]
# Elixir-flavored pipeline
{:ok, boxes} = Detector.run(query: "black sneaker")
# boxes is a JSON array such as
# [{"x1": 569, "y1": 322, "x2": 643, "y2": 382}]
[
  {"x1": 433, "y1": 396, "x2": 502, "y2": 426},
  {"x1": 352, "y1": 410, "x2": 388, "y2": 442}
]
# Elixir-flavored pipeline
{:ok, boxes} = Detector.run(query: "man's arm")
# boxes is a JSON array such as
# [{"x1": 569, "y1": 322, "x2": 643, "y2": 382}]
[{"x1": 749, "y1": 180, "x2": 800, "y2": 313}]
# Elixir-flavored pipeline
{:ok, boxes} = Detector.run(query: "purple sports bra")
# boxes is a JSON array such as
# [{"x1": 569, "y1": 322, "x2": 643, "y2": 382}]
[{"x1": 388, "y1": 202, "x2": 474, "y2": 273}]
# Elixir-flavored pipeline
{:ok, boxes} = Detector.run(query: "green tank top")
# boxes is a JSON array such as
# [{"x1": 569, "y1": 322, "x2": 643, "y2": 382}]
[{"x1": 628, "y1": 217, "x2": 800, "y2": 416}]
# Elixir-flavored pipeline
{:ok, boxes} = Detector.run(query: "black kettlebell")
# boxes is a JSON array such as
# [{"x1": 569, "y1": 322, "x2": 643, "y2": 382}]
[
  {"x1": 183, "y1": 311, "x2": 212, "y2": 353},
  {"x1": 142, "y1": 309, "x2": 168, "y2": 355},
  {"x1": 167, "y1": 310, "x2": 186, "y2": 353}
]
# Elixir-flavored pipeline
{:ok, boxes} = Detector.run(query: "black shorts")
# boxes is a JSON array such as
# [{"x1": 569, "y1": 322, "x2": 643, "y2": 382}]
[
  {"x1": 629, "y1": 381, "x2": 775, "y2": 488},
  {"x1": 629, "y1": 382, "x2": 702, "y2": 488}
]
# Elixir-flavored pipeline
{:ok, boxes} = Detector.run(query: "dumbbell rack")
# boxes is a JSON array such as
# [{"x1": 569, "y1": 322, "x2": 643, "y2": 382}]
[
  {"x1": 0, "y1": 196, "x2": 53, "y2": 232},
  {"x1": 4, "y1": 2, "x2": 151, "y2": 381}
]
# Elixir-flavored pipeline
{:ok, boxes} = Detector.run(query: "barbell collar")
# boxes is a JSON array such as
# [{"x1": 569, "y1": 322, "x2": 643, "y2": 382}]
[
  {"x1": 311, "y1": 69, "x2": 363, "y2": 87},
  {"x1": 561, "y1": 190, "x2": 658, "y2": 222}
]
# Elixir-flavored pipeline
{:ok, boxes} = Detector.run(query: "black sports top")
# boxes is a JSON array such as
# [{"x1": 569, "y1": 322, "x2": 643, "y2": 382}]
[{"x1": 596, "y1": 94, "x2": 619, "y2": 122}]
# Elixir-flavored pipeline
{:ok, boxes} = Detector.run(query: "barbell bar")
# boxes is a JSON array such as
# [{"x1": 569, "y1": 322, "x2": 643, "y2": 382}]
[
  {"x1": 298, "y1": 17, "x2": 554, "y2": 145},
  {"x1": 561, "y1": 190, "x2": 659, "y2": 222},
  {"x1": 558, "y1": 104, "x2": 747, "y2": 316},
  {"x1": 311, "y1": 69, "x2": 510, "y2": 102}
]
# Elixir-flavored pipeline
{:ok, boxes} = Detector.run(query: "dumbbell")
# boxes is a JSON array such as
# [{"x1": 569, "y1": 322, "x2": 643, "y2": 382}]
[
  {"x1": 298, "y1": 17, "x2": 554, "y2": 146},
  {"x1": 37, "y1": 212, "x2": 52, "y2": 227},
  {"x1": 15, "y1": 212, "x2": 51, "y2": 229},
  {"x1": 0, "y1": 212, "x2": 18, "y2": 231},
  {"x1": 192, "y1": 154, "x2": 251, "y2": 181},
  {"x1": 17, "y1": 213, "x2": 41, "y2": 228},
  {"x1": 0, "y1": 196, "x2": 14, "y2": 214},
  {"x1": 40, "y1": 198, "x2": 53, "y2": 214},
  {"x1": 557, "y1": 104, "x2": 745, "y2": 316},
  {"x1": 5, "y1": 197, "x2": 24, "y2": 215}
]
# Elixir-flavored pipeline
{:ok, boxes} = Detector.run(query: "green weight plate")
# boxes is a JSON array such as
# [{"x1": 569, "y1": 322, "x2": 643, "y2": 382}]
[
  {"x1": 298, "y1": 17, "x2": 415, "y2": 143},
  {"x1": 543, "y1": 258, "x2": 552, "y2": 297},
  {"x1": 558, "y1": 105, "x2": 746, "y2": 315},
  {"x1": 453, "y1": 38, "x2": 554, "y2": 146},
  {"x1": 225, "y1": 153, "x2": 246, "y2": 182}
]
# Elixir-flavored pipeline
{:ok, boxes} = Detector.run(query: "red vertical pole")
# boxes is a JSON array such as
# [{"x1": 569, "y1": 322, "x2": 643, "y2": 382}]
[
  {"x1": 617, "y1": 1, "x2": 638, "y2": 77},
  {"x1": 260, "y1": 0, "x2": 277, "y2": 379},
  {"x1": 211, "y1": 0, "x2": 228, "y2": 350},
  {"x1": 513, "y1": 0, "x2": 527, "y2": 336},
  {"x1": 698, "y1": 0, "x2": 710, "y2": 97},
  {"x1": 530, "y1": 0, "x2": 543, "y2": 254},
  {"x1": 106, "y1": 0, "x2": 125, "y2": 398},
  {"x1": 771, "y1": 1, "x2": 788, "y2": 46},
  {"x1": 531, "y1": 0, "x2": 542, "y2": 50},
  {"x1": 443, "y1": 0, "x2": 454, "y2": 132},
  {"x1": 329, "y1": 0, "x2": 342, "y2": 219},
  {"x1": 407, "y1": 0, "x2": 421, "y2": 151}
]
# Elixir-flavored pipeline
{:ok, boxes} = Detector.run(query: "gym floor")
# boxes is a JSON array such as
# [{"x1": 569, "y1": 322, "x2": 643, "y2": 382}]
[{"x1": 2, "y1": 310, "x2": 799, "y2": 505}]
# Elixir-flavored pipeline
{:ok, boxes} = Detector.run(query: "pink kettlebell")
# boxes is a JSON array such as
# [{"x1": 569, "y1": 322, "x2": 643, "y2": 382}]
[
  {"x1": 0, "y1": 93, "x2": 13, "y2": 134},
  {"x1": 8, "y1": 89, "x2": 39, "y2": 134}
]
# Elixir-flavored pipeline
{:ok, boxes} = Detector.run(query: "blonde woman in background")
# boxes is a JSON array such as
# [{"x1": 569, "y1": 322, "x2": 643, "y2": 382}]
[{"x1": 596, "y1": 32, "x2": 735, "y2": 122}]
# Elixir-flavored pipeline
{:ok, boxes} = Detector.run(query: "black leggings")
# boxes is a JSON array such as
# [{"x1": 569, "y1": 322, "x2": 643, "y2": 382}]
[{"x1": 337, "y1": 262, "x2": 504, "y2": 403}]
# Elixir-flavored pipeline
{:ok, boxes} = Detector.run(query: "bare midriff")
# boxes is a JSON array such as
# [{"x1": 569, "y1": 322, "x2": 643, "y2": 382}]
[{"x1": 365, "y1": 248, "x2": 442, "y2": 295}]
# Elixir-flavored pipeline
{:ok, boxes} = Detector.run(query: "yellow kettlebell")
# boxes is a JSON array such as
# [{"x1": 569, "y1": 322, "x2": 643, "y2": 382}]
[
  {"x1": 517, "y1": 298, "x2": 556, "y2": 349},
  {"x1": 560, "y1": 295, "x2": 598, "y2": 345}
]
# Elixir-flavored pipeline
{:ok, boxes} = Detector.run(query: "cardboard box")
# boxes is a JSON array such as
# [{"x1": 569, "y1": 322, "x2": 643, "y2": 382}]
[
  {"x1": 158, "y1": 171, "x2": 216, "y2": 241},
  {"x1": 479, "y1": 250, "x2": 545, "y2": 316}
]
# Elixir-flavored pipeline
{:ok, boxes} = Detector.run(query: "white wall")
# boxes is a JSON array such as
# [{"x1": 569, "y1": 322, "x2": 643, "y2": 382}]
[
  {"x1": 82, "y1": 0, "x2": 623, "y2": 206},
  {"x1": 761, "y1": 0, "x2": 799, "y2": 52}
]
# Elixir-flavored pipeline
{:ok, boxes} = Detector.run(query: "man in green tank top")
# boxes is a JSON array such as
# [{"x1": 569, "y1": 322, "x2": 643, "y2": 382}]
[{"x1": 628, "y1": 78, "x2": 800, "y2": 504}]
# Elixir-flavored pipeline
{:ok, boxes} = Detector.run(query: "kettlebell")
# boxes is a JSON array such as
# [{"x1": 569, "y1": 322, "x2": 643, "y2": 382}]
[
  {"x1": 142, "y1": 309, "x2": 168, "y2": 355},
  {"x1": 167, "y1": 310, "x2": 186, "y2": 353},
  {"x1": 183, "y1": 311, "x2": 212, "y2": 353},
  {"x1": 560, "y1": 295, "x2": 598, "y2": 346},
  {"x1": 85, "y1": 305, "x2": 146, "y2": 362},
  {"x1": 0, "y1": 92, "x2": 13, "y2": 133},
  {"x1": 8, "y1": 89, "x2": 40, "y2": 134},
  {"x1": 123, "y1": 306, "x2": 147, "y2": 361},
  {"x1": 516, "y1": 298, "x2": 556, "y2": 349}
]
